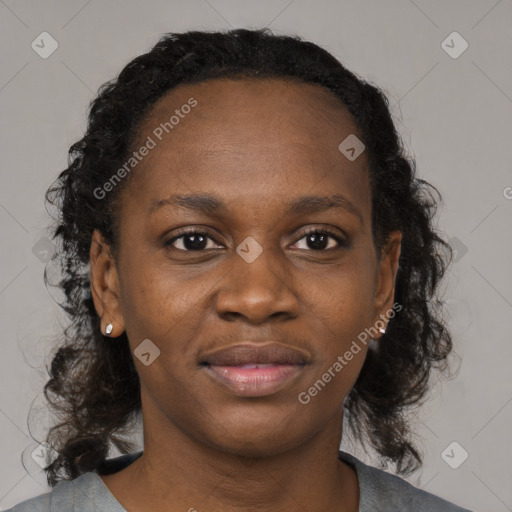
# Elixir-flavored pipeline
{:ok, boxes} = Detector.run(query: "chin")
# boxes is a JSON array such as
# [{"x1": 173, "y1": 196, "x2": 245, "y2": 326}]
[
  {"x1": 197, "y1": 416, "x2": 308, "y2": 459},
  {"x1": 211, "y1": 439, "x2": 295, "y2": 459}
]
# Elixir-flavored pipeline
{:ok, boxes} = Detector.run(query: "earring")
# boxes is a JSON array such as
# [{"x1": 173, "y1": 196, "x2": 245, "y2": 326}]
[
  {"x1": 105, "y1": 323, "x2": 113, "y2": 335},
  {"x1": 378, "y1": 327, "x2": 386, "y2": 334}
]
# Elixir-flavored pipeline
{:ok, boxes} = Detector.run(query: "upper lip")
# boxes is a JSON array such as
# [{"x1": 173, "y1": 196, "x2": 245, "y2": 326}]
[{"x1": 201, "y1": 342, "x2": 309, "y2": 366}]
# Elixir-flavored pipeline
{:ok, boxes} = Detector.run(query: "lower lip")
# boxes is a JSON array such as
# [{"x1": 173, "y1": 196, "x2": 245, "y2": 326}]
[{"x1": 204, "y1": 364, "x2": 304, "y2": 397}]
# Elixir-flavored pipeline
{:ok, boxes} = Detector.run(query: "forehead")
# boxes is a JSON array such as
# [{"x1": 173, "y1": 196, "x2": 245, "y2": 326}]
[
  {"x1": 138, "y1": 77, "x2": 358, "y2": 146},
  {"x1": 122, "y1": 77, "x2": 370, "y2": 219}
]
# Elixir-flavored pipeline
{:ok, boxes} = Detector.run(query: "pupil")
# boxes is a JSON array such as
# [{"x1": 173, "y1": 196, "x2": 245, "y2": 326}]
[
  {"x1": 308, "y1": 233, "x2": 327, "y2": 250},
  {"x1": 184, "y1": 234, "x2": 206, "y2": 250}
]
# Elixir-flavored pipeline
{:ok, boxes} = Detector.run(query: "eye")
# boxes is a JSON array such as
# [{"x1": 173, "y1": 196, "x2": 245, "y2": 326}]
[
  {"x1": 165, "y1": 229, "x2": 223, "y2": 251},
  {"x1": 165, "y1": 227, "x2": 348, "y2": 253},
  {"x1": 291, "y1": 228, "x2": 347, "y2": 251}
]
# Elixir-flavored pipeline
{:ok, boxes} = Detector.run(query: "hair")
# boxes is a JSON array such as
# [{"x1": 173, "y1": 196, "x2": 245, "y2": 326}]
[{"x1": 38, "y1": 27, "x2": 454, "y2": 487}]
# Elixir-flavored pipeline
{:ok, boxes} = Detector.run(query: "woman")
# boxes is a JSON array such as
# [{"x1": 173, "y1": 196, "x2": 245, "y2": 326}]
[{"x1": 7, "y1": 28, "x2": 472, "y2": 511}]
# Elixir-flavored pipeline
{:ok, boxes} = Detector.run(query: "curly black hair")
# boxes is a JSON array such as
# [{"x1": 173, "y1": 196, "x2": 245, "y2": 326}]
[{"x1": 37, "y1": 27, "x2": 454, "y2": 487}]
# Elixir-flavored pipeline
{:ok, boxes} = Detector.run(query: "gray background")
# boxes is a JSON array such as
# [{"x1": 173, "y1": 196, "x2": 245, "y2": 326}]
[{"x1": 1, "y1": 0, "x2": 511, "y2": 510}]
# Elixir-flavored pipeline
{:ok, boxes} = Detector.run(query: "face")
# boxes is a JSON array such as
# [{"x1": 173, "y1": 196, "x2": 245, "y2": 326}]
[{"x1": 90, "y1": 78, "x2": 401, "y2": 458}]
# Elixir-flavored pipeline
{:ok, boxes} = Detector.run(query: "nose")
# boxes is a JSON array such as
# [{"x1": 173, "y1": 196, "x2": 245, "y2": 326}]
[{"x1": 215, "y1": 244, "x2": 300, "y2": 324}]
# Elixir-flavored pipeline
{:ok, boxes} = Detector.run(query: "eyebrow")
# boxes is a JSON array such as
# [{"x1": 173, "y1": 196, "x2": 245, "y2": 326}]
[{"x1": 149, "y1": 193, "x2": 363, "y2": 224}]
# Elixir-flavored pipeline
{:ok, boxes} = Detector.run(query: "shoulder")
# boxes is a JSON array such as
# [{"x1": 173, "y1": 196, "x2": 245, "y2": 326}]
[
  {"x1": 3, "y1": 491, "x2": 51, "y2": 512},
  {"x1": 5, "y1": 473, "x2": 103, "y2": 512},
  {"x1": 338, "y1": 451, "x2": 473, "y2": 512},
  {"x1": 5, "y1": 452, "x2": 142, "y2": 512}
]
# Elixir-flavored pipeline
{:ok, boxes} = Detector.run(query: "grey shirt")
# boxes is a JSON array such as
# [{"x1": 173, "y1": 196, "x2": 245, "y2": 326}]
[{"x1": 6, "y1": 450, "x2": 473, "y2": 511}]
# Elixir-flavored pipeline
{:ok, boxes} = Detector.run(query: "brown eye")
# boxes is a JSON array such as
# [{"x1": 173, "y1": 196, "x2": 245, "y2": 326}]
[
  {"x1": 292, "y1": 228, "x2": 348, "y2": 251},
  {"x1": 165, "y1": 230, "x2": 222, "y2": 251}
]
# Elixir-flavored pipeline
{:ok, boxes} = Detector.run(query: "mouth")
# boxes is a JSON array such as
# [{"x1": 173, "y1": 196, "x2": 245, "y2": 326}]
[{"x1": 200, "y1": 342, "x2": 309, "y2": 397}]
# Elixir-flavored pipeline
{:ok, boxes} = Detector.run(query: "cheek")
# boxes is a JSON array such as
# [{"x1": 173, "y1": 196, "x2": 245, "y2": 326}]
[
  {"x1": 296, "y1": 253, "x2": 376, "y2": 393},
  {"x1": 302, "y1": 252, "x2": 377, "y2": 329},
  {"x1": 119, "y1": 259, "x2": 213, "y2": 371}
]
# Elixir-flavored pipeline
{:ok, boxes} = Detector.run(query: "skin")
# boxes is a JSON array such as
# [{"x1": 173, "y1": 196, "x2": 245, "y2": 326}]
[{"x1": 90, "y1": 77, "x2": 402, "y2": 512}]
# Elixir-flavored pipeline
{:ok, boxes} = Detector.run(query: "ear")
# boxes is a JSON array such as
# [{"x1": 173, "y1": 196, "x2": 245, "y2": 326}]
[
  {"x1": 90, "y1": 229, "x2": 125, "y2": 337},
  {"x1": 372, "y1": 230, "x2": 402, "y2": 335}
]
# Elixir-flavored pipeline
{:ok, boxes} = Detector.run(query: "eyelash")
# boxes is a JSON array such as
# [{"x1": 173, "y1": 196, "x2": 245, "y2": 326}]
[{"x1": 165, "y1": 227, "x2": 348, "y2": 252}]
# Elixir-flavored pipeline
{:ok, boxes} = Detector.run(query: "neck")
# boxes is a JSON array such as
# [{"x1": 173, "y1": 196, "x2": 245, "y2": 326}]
[{"x1": 104, "y1": 400, "x2": 359, "y2": 512}]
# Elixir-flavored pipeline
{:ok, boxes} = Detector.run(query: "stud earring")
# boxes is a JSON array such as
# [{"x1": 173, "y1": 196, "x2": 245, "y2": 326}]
[
  {"x1": 105, "y1": 323, "x2": 113, "y2": 335},
  {"x1": 378, "y1": 327, "x2": 386, "y2": 334}
]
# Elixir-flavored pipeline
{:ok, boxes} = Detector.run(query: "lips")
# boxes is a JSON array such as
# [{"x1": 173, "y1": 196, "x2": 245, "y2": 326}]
[
  {"x1": 201, "y1": 343, "x2": 308, "y2": 366},
  {"x1": 200, "y1": 342, "x2": 309, "y2": 397}
]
